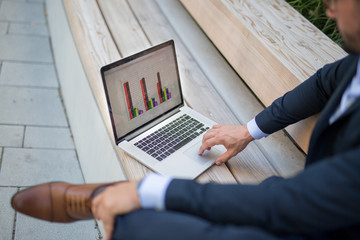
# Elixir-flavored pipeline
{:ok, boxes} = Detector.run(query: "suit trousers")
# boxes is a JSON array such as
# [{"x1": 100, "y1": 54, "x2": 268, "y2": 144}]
[{"x1": 111, "y1": 209, "x2": 301, "y2": 240}]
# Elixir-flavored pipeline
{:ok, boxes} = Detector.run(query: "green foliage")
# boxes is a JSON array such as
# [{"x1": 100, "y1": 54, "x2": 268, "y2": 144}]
[{"x1": 286, "y1": 0, "x2": 343, "y2": 46}]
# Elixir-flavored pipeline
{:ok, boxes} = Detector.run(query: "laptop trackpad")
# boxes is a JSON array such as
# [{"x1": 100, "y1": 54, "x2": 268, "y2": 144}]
[{"x1": 184, "y1": 142, "x2": 223, "y2": 165}]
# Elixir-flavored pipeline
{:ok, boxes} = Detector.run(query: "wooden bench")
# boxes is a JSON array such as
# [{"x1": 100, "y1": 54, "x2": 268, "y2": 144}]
[
  {"x1": 180, "y1": 0, "x2": 347, "y2": 153},
  {"x1": 45, "y1": 0, "x2": 312, "y2": 187}
]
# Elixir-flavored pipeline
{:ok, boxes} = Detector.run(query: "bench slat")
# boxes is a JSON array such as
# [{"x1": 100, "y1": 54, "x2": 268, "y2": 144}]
[{"x1": 96, "y1": 0, "x2": 149, "y2": 57}]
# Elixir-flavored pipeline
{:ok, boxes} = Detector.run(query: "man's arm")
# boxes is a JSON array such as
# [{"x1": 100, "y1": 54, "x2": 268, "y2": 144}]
[
  {"x1": 199, "y1": 55, "x2": 355, "y2": 164},
  {"x1": 166, "y1": 146, "x2": 360, "y2": 235},
  {"x1": 255, "y1": 55, "x2": 355, "y2": 134}
]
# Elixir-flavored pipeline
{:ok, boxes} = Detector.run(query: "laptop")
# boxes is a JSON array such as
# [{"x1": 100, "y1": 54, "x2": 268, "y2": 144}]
[{"x1": 101, "y1": 40, "x2": 225, "y2": 179}]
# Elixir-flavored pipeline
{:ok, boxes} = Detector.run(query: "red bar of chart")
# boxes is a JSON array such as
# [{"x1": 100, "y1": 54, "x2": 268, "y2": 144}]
[
  {"x1": 157, "y1": 72, "x2": 171, "y2": 103},
  {"x1": 157, "y1": 72, "x2": 163, "y2": 103},
  {"x1": 140, "y1": 78, "x2": 159, "y2": 110},
  {"x1": 123, "y1": 82, "x2": 143, "y2": 119},
  {"x1": 140, "y1": 78, "x2": 149, "y2": 111}
]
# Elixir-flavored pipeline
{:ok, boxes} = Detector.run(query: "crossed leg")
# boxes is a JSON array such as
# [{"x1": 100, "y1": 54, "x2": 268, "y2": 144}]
[{"x1": 112, "y1": 209, "x2": 285, "y2": 240}]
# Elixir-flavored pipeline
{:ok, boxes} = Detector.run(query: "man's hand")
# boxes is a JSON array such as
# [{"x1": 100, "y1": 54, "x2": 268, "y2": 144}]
[
  {"x1": 92, "y1": 181, "x2": 141, "y2": 240},
  {"x1": 198, "y1": 125, "x2": 254, "y2": 165}
]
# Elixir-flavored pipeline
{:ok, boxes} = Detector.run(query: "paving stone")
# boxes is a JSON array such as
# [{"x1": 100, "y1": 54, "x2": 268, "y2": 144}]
[
  {"x1": 0, "y1": 86, "x2": 67, "y2": 126},
  {"x1": 15, "y1": 214, "x2": 99, "y2": 240},
  {"x1": 0, "y1": 1, "x2": 45, "y2": 23},
  {"x1": 0, "y1": 187, "x2": 17, "y2": 240},
  {"x1": 0, "y1": 62, "x2": 58, "y2": 88},
  {"x1": 24, "y1": 126, "x2": 74, "y2": 149},
  {"x1": 0, "y1": 35, "x2": 52, "y2": 63},
  {"x1": 0, "y1": 21, "x2": 7, "y2": 34},
  {"x1": 0, "y1": 125, "x2": 24, "y2": 147},
  {"x1": 0, "y1": 148, "x2": 83, "y2": 186},
  {"x1": 8, "y1": 22, "x2": 48, "y2": 36}
]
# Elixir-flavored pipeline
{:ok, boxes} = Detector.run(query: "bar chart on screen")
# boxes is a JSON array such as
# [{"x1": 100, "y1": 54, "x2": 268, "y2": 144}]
[{"x1": 124, "y1": 72, "x2": 172, "y2": 120}]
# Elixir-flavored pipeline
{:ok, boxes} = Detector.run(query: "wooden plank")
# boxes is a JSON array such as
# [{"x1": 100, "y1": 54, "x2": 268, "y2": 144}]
[
  {"x1": 63, "y1": 0, "x2": 119, "y2": 127},
  {"x1": 100, "y1": 0, "x2": 279, "y2": 184},
  {"x1": 63, "y1": 0, "x2": 150, "y2": 181},
  {"x1": 95, "y1": 0, "x2": 149, "y2": 57},
  {"x1": 180, "y1": 0, "x2": 347, "y2": 153}
]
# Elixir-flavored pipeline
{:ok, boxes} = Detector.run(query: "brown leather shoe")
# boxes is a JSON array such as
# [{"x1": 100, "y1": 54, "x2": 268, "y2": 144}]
[{"x1": 11, "y1": 182, "x2": 117, "y2": 223}]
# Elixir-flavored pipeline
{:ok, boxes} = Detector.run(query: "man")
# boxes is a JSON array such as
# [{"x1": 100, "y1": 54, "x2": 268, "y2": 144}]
[{"x1": 11, "y1": 0, "x2": 360, "y2": 239}]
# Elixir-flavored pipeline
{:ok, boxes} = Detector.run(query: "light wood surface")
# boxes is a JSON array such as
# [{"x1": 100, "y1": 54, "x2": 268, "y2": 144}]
[
  {"x1": 63, "y1": 0, "x2": 119, "y2": 133},
  {"x1": 63, "y1": 0, "x2": 150, "y2": 181},
  {"x1": 180, "y1": 0, "x2": 347, "y2": 153},
  {"x1": 62, "y1": 0, "x2": 308, "y2": 184}
]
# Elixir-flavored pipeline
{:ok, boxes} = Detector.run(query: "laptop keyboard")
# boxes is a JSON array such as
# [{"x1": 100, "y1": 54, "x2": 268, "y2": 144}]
[{"x1": 134, "y1": 114, "x2": 210, "y2": 161}]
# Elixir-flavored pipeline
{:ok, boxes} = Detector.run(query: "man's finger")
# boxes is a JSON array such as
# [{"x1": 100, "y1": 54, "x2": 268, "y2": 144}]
[
  {"x1": 104, "y1": 216, "x2": 114, "y2": 240},
  {"x1": 198, "y1": 145, "x2": 206, "y2": 155},
  {"x1": 200, "y1": 132, "x2": 230, "y2": 155},
  {"x1": 198, "y1": 136, "x2": 221, "y2": 155},
  {"x1": 201, "y1": 129, "x2": 216, "y2": 143},
  {"x1": 199, "y1": 131, "x2": 215, "y2": 154}
]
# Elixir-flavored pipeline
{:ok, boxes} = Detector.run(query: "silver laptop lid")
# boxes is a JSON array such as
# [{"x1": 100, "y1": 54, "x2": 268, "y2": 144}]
[{"x1": 101, "y1": 40, "x2": 184, "y2": 144}]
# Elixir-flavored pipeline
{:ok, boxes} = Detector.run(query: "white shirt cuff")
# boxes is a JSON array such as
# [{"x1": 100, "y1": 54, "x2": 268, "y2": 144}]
[
  {"x1": 137, "y1": 173, "x2": 172, "y2": 210},
  {"x1": 247, "y1": 118, "x2": 268, "y2": 140}
]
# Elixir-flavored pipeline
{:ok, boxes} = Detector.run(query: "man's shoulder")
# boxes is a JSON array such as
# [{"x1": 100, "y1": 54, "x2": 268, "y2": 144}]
[
  {"x1": 318, "y1": 54, "x2": 358, "y2": 87},
  {"x1": 328, "y1": 54, "x2": 358, "y2": 72}
]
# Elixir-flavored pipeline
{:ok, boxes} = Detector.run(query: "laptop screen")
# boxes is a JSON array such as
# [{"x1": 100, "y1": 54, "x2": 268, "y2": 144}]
[{"x1": 101, "y1": 40, "x2": 183, "y2": 143}]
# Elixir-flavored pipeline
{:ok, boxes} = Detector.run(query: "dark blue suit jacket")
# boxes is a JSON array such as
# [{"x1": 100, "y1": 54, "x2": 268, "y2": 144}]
[{"x1": 165, "y1": 54, "x2": 360, "y2": 239}]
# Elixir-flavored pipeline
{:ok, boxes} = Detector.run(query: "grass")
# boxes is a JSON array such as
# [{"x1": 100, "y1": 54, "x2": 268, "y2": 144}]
[{"x1": 286, "y1": 0, "x2": 343, "y2": 46}]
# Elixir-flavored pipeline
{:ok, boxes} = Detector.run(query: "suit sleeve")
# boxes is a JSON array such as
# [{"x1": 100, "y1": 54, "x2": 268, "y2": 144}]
[
  {"x1": 165, "y1": 146, "x2": 360, "y2": 235},
  {"x1": 255, "y1": 55, "x2": 353, "y2": 134}
]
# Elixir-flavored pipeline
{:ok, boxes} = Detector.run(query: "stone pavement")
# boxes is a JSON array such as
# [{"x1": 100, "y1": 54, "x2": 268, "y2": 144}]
[{"x1": 0, "y1": 0, "x2": 102, "y2": 239}]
